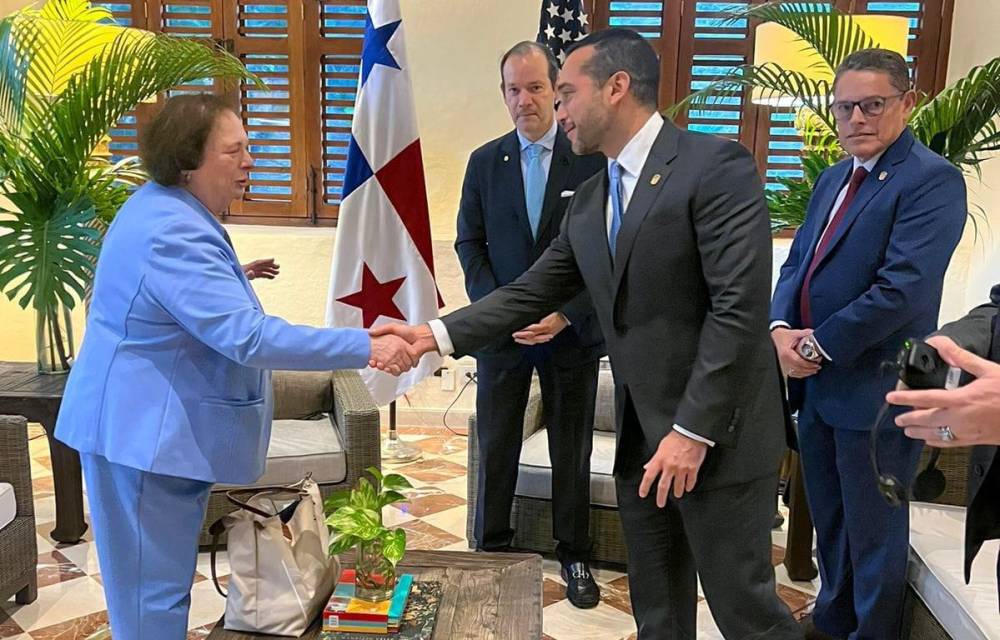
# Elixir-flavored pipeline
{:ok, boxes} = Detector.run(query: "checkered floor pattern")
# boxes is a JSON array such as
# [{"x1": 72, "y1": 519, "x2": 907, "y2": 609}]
[{"x1": 1, "y1": 424, "x2": 818, "y2": 639}]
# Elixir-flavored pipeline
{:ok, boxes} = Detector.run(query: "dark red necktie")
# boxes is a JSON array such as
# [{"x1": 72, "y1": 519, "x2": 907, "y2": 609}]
[{"x1": 799, "y1": 166, "x2": 869, "y2": 328}]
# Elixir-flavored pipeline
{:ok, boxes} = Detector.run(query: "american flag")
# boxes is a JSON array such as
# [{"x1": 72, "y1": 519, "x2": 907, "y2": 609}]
[{"x1": 537, "y1": 0, "x2": 590, "y2": 62}]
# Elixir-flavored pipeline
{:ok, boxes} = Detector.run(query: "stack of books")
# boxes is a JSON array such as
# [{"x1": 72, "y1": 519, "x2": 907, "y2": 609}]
[{"x1": 323, "y1": 570, "x2": 414, "y2": 634}]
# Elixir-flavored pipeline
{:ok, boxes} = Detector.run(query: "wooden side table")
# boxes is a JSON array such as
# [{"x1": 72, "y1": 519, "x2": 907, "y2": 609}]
[
  {"x1": 0, "y1": 361, "x2": 87, "y2": 543},
  {"x1": 207, "y1": 550, "x2": 543, "y2": 639}
]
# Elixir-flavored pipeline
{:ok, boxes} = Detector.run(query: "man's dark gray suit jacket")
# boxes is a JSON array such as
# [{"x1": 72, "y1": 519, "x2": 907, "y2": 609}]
[{"x1": 441, "y1": 119, "x2": 791, "y2": 491}]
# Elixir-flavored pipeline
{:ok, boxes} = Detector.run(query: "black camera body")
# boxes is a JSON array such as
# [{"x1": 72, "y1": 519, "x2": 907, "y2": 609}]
[
  {"x1": 874, "y1": 339, "x2": 972, "y2": 506},
  {"x1": 896, "y1": 338, "x2": 971, "y2": 390}
]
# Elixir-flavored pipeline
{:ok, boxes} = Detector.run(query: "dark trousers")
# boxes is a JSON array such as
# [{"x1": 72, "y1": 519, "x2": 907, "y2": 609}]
[
  {"x1": 473, "y1": 353, "x2": 598, "y2": 564},
  {"x1": 615, "y1": 399, "x2": 801, "y2": 640},
  {"x1": 797, "y1": 400, "x2": 923, "y2": 640}
]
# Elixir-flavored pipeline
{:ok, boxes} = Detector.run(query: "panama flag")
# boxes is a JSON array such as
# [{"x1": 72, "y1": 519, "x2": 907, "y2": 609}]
[{"x1": 325, "y1": 0, "x2": 443, "y2": 406}]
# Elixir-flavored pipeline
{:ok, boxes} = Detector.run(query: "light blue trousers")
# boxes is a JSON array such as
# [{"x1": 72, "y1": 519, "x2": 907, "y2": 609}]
[{"x1": 82, "y1": 453, "x2": 213, "y2": 640}]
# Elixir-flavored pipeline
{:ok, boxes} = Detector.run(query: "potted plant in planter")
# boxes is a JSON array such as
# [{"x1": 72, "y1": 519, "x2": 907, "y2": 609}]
[
  {"x1": 325, "y1": 467, "x2": 412, "y2": 602},
  {"x1": 666, "y1": 1, "x2": 1000, "y2": 234},
  {"x1": 0, "y1": 0, "x2": 256, "y2": 373}
]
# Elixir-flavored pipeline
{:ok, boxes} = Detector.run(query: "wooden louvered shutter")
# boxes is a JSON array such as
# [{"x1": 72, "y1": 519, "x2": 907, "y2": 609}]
[
  {"x1": 593, "y1": 1, "x2": 953, "y2": 193},
  {"x1": 95, "y1": 1, "x2": 149, "y2": 161},
  {"x1": 300, "y1": 0, "x2": 366, "y2": 222},
  {"x1": 752, "y1": 0, "x2": 953, "y2": 191}
]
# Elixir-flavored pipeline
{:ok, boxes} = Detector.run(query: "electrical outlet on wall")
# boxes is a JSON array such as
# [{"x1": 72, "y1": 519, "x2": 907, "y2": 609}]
[
  {"x1": 457, "y1": 364, "x2": 477, "y2": 383},
  {"x1": 441, "y1": 368, "x2": 456, "y2": 391}
]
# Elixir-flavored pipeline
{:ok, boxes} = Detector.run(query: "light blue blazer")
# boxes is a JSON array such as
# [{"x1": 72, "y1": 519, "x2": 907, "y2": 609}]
[{"x1": 55, "y1": 182, "x2": 371, "y2": 485}]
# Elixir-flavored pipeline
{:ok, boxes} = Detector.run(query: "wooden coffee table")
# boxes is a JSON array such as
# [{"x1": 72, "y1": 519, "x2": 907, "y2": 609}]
[{"x1": 207, "y1": 550, "x2": 543, "y2": 639}]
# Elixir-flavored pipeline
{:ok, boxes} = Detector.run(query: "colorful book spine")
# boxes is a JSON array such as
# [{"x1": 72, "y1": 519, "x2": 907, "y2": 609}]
[{"x1": 323, "y1": 572, "x2": 414, "y2": 633}]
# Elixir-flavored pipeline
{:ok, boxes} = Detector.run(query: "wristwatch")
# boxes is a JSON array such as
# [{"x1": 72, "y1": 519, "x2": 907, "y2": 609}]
[{"x1": 797, "y1": 335, "x2": 823, "y2": 362}]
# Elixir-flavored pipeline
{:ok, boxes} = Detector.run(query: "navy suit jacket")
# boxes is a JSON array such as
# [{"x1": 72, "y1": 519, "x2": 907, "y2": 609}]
[
  {"x1": 771, "y1": 128, "x2": 967, "y2": 430},
  {"x1": 455, "y1": 126, "x2": 605, "y2": 367}
]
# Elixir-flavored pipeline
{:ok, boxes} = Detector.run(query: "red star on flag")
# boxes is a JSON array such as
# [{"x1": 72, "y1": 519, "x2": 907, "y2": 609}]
[{"x1": 336, "y1": 264, "x2": 407, "y2": 328}]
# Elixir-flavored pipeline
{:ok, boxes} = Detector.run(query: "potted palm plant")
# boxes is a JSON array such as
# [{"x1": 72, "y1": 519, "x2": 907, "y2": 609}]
[
  {"x1": 0, "y1": 0, "x2": 257, "y2": 373},
  {"x1": 666, "y1": 1, "x2": 1000, "y2": 234}
]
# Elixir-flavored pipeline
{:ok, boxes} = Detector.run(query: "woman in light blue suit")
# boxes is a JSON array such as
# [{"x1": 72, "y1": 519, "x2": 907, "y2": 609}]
[{"x1": 54, "y1": 94, "x2": 414, "y2": 639}]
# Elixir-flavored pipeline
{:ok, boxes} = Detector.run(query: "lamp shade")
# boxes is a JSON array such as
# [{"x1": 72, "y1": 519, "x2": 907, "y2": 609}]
[{"x1": 751, "y1": 15, "x2": 910, "y2": 106}]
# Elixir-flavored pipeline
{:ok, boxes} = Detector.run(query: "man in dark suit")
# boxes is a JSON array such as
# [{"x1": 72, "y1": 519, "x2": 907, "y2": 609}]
[
  {"x1": 889, "y1": 285, "x2": 1000, "y2": 596},
  {"x1": 372, "y1": 29, "x2": 801, "y2": 639},
  {"x1": 770, "y1": 49, "x2": 967, "y2": 640},
  {"x1": 455, "y1": 40, "x2": 605, "y2": 608}
]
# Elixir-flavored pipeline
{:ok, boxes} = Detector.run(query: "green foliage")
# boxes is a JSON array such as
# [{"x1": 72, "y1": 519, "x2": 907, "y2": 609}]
[
  {"x1": 0, "y1": 0, "x2": 258, "y2": 317},
  {"x1": 324, "y1": 466, "x2": 412, "y2": 567},
  {"x1": 667, "y1": 2, "x2": 1000, "y2": 233}
]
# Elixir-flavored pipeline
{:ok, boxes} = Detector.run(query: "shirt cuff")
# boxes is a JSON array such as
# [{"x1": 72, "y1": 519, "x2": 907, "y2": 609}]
[
  {"x1": 427, "y1": 319, "x2": 455, "y2": 357},
  {"x1": 769, "y1": 321, "x2": 791, "y2": 331},
  {"x1": 811, "y1": 336, "x2": 832, "y2": 362},
  {"x1": 557, "y1": 311, "x2": 571, "y2": 326},
  {"x1": 673, "y1": 424, "x2": 715, "y2": 447}
]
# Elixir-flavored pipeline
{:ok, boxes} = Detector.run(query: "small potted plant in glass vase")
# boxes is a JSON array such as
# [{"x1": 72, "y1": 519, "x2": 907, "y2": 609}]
[{"x1": 325, "y1": 467, "x2": 412, "y2": 602}]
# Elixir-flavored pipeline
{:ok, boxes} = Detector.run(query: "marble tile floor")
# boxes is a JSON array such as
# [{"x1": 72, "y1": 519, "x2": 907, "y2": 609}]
[{"x1": 1, "y1": 424, "x2": 819, "y2": 639}]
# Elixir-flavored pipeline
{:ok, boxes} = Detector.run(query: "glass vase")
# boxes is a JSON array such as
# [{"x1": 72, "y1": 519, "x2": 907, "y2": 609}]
[
  {"x1": 35, "y1": 303, "x2": 75, "y2": 374},
  {"x1": 355, "y1": 538, "x2": 396, "y2": 602}
]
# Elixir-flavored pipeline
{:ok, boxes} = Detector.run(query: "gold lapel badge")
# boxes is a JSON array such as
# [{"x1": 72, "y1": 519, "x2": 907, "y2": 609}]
[
  {"x1": 650, "y1": 173, "x2": 662, "y2": 186},
  {"x1": 878, "y1": 171, "x2": 888, "y2": 181}
]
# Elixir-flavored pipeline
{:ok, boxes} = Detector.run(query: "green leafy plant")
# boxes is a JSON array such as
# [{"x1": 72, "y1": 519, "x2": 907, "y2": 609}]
[
  {"x1": 0, "y1": 0, "x2": 259, "y2": 370},
  {"x1": 667, "y1": 1, "x2": 1000, "y2": 233},
  {"x1": 324, "y1": 466, "x2": 412, "y2": 569}
]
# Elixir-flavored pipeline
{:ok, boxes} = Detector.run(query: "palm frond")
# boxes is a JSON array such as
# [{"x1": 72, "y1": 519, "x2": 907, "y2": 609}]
[
  {"x1": 666, "y1": 62, "x2": 836, "y2": 133},
  {"x1": 728, "y1": 1, "x2": 878, "y2": 71},
  {"x1": 0, "y1": 16, "x2": 34, "y2": 141},
  {"x1": 0, "y1": 0, "x2": 259, "y2": 314},
  {"x1": 909, "y1": 55, "x2": 1000, "y2": 172}
]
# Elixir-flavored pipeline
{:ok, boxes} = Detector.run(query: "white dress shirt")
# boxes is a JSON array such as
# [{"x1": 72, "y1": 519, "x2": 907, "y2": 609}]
[
  {"x1": 432, "y1": 111, "x2": 714, "y2": 446},
  {"x1": 770, "y1": 150, "x2": 885, "y2": 362}
]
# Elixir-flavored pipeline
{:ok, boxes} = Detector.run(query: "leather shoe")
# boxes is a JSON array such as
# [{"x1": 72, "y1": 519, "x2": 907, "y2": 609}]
[
  {"x1": 799, "y1": 615, "x2": 843, "y2": 640},
  {"x1": 561, "y1": 561, "x2": 600, "y2": 609}
]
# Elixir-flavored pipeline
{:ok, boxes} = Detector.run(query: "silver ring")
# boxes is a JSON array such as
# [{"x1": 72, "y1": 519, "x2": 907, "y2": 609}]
[{"x1": 937, "y1": 426, "x2": 956, "y2": 442}]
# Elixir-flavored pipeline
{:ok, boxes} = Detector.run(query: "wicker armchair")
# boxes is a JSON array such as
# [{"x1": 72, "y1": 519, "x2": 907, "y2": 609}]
[
  {"x1": 1, "y1": 415, "x2": 37, "y2": 605},
  {"x1": 198, "y1": 369, "x2": 380, "y2": 546},
  {"x1": 466, "y1": 369, "x2": 628, "y2": 566}
]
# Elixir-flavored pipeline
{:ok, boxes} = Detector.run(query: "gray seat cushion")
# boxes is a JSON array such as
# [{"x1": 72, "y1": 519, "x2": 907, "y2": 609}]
[
  {"x1": 215, "y1": 415, "x2": 347, "y2": 489},
  {"x1": 515, "y1": 428, "x2": 618, "y2": 507},
  {"x1": 0, "y1": 482, "x2": 15, "y2": 529}
]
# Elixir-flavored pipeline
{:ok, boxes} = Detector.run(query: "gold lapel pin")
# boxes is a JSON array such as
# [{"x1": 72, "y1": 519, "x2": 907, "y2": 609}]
[
  {"x1": 650, "y1": 173, "x2": 661, "y2": 186},
  {"x1": 503, "y1": 154, "x2": 510, "y2": 162},
  {"x1": 878, "y1": 171, "x2": 888, "y2": 181}
]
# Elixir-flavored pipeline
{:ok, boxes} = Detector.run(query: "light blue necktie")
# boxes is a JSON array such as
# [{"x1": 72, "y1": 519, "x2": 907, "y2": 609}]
[
  {"x1": 523, "y1": 143, "x2": 545, "y2": 240},
  {"x1": 608, "y1": 160, "x2": 624, "y2": 256}
]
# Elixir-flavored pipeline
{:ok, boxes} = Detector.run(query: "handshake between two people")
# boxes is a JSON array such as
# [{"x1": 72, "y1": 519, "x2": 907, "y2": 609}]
[
  {"x1": 365, "y1": 312, "x2": 571, "y2": 376},
  {"x1": 367, "y1": 323, "x2": 439, "y2": 376}
]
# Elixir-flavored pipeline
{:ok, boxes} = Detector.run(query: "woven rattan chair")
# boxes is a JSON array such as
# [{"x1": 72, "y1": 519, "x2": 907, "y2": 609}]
[
  {"x1": 198, "y1": 369, "x2": 380, "y2": 547},
  {"x1": 0, "y1": 414, "x2": 38, "y2": 605},
  {"x1": 466, "y1": 369, "x2": 628, "y2": 566}
]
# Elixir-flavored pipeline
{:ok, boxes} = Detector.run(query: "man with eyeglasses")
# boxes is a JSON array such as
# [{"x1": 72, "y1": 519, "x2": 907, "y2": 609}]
[{"x1": 770, "y1": 48, "x2": 967, "y2": 640}]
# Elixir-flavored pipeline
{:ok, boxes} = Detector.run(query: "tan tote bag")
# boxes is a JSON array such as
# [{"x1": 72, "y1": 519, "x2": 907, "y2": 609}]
[{"x1": 209, "y1": 477, "x2": 340, "y2": 636}]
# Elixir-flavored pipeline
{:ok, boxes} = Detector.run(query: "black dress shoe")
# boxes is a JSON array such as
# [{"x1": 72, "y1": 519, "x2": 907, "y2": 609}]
[
  {"x1": 773, "y1": 509, "x2": 786, "y2": 529},
  {"x1": 798, "y1": 614, "x2": 843, "y2": 640},
  {"x1": 561, "y1": 561, "x2": 600, "y2": 609}
]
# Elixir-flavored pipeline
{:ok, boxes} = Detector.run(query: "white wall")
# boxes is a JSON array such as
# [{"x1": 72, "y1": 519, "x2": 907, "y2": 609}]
[{"x1": 944, "y1": 0, "x2": 1000, "y2": 316}]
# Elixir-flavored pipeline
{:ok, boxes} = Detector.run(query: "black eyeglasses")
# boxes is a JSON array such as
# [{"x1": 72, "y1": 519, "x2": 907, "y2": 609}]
[{"x1": 831, "y1": 93, "x2": 906, "y2": 121}]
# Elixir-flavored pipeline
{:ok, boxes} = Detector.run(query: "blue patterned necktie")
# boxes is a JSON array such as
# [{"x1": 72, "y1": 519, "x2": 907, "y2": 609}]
[
  {"x1": 524, "y1": 143, "x2": 545, "y2": 240},
  {"x1": 608, "y1": 160, "x2": 624, "y2": 256}
]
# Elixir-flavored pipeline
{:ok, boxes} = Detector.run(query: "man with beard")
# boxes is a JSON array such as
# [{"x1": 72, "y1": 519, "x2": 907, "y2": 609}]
[{"x1": 370, "y1": 29, "x2": 800, "y2": 639}]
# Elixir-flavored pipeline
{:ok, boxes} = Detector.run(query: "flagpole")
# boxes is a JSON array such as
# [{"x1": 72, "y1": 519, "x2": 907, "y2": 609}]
[{"x1": 382, "y1": 399, "x2": 422, "y2": 464}]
